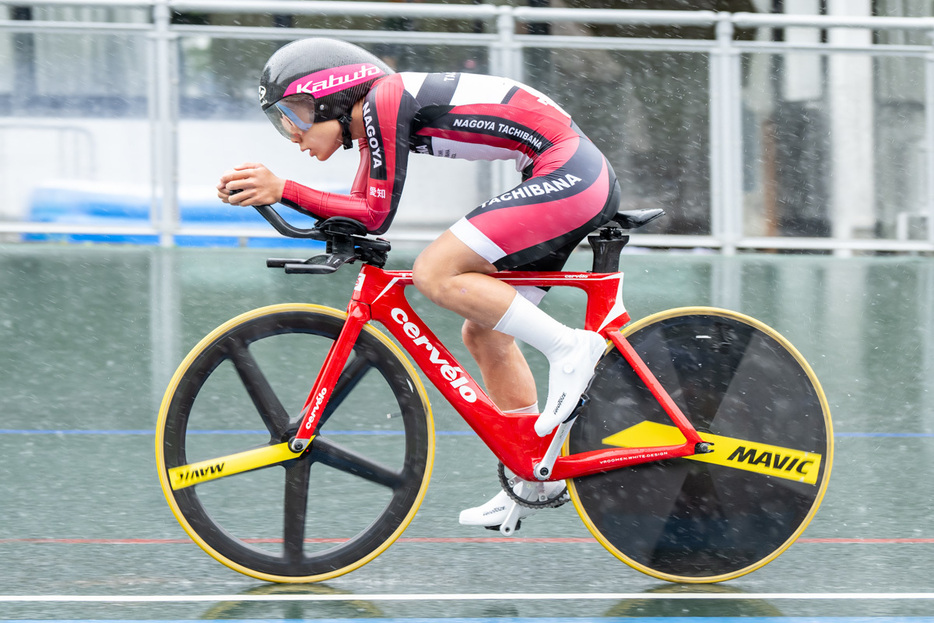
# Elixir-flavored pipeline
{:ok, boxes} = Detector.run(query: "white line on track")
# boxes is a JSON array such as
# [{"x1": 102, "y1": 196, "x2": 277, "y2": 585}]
[{"x1": 0, "y1": 593, "x2": 933, "y2": 603}]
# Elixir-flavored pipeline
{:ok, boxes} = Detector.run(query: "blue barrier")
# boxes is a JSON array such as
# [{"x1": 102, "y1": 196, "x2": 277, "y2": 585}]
[{"x1": 26, "y1": 185, "x2": 331, "y2": 248}]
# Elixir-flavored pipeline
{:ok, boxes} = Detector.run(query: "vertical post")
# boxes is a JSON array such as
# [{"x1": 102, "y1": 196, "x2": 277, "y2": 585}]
[
  {"x1": 926, "y1": 30, "x2": 934, "y2": 245},
  {"x1": 710, "y1": 13, "x2": 739, "y2": 255},
  {"x1": 727, "y1": 22, "x2": 744, "y2": 251},
  {"x1": 152, "y1": 0, "x2": 178, "y2": 247},
  {"x1": 496, "y1": 5, "x2": 518, "y2": 80},
  {"x1": 493, "y1": 5, "x2": 519, "y2": 194},
  {"x1": 150, "y1": 248, "x2": 180, "y2": 407},
  {"x1": 147, "y1": 14, "x2": 160, "y2": 245},
  {"x1": 827, "y1": 0, "x2": 874, "y2": 252}
]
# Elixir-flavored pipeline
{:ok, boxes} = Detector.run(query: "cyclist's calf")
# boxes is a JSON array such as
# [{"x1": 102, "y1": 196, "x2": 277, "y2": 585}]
[{"x1": 461, "y1": 319, "x2": 537, "y2": 412}]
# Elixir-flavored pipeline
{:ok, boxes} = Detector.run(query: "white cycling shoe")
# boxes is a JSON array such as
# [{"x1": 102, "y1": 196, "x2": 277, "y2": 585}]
[
  {"x1": 534, "y1": 329, "x2": 607, "y2": 437},
  {"x1": 459, "y1": 479, "x2": 567, "y2": 535}
]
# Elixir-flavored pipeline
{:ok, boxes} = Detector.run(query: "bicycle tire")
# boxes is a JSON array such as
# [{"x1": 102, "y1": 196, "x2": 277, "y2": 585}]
[
  {"x1": 155, "y1": 304, "x2": 434, "y2": 583},
  {"x1": 567, "y1": 307, "x2": 832, "y2": 583}
]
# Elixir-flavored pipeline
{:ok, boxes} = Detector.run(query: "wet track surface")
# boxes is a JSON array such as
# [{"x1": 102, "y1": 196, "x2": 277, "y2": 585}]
[{"x1": 2, "y1": 243, "x2": 934, "y2": 619}]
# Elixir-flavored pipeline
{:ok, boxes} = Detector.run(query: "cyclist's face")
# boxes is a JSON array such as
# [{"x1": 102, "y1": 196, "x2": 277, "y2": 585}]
[{"x1": 292, "y1": 119, "x2": 343, "y2": 161}]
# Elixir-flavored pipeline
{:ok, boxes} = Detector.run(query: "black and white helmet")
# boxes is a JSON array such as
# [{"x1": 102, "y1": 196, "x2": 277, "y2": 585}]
[{"x1": 258, "y1": 38, "x2": 393, "y2": 146}]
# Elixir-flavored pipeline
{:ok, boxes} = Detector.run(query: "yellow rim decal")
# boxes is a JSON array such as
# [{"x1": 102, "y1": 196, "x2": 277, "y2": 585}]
[
  {"x1": 168, "y1": 440, "x2": 305, "y2": 490},
  {"x1": 603, "y1": 421, "x2": 822, "y2": 485}
]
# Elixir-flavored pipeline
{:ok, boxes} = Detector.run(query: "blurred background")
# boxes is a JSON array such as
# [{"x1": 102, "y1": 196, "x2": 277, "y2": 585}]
[
  {"x1": 2, "y1": 0, "x2": 932, "y2": 253},
  {"x1": 4, "y1": 3, "x2": 934, "y2": 610}
]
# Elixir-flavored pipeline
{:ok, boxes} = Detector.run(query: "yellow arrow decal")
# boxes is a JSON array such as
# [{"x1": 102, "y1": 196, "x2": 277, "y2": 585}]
[
  {"x1": 168, "y1": 440, "x2": 305, "y2": 490},
  {"x1": 603, "y1": 421, "x2": 821, "y2": 485}
]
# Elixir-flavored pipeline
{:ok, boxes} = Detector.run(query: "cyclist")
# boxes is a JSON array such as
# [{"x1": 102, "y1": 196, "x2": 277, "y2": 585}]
[{"x1": 217, "y1": 38, "x2": 621, "y2": 529}]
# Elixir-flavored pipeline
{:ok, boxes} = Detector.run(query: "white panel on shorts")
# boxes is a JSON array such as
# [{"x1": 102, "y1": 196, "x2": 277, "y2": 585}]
[
  {"x1": 448, "y1": 219, "x2": 548, "y2": 305},
  {"x1": 449, "y1": 217, "x2": 506, "y2": 264},
  {"x1": 428, "y1": 136, "x2": 524, "y2": 166}
]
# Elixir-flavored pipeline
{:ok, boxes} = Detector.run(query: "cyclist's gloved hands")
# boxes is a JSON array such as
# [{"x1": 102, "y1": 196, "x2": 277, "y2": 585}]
[{"x1": 218, "y1": 163, "x2": 286, "y2": 206}]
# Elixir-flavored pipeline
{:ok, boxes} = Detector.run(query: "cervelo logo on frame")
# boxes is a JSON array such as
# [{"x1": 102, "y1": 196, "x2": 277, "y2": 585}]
[
  {"x1": 284, "y1": 63, "x2": 385, "y2": 99},
  {"x1": 390, "y1": 308, "x2": 477, "y2": 403},
  {"x1": 302, "y1": 387, "x2": 328, "y2": 430}
]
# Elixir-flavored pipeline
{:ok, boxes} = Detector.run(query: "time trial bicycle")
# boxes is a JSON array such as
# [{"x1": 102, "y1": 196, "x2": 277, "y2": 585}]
[{"x1": 155, "y1": 205, "x2": 832, "y2": 584}]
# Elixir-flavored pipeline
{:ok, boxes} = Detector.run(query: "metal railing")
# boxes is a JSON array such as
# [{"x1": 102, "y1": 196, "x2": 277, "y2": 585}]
[{"x1": 2, "y1": 0, "x2": 934, "y2": 253}]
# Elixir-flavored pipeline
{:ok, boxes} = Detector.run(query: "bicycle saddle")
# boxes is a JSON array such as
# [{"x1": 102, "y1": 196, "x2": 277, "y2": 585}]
[{"x1": 612, "y1": 208, "x2": 665, "y2": 230}]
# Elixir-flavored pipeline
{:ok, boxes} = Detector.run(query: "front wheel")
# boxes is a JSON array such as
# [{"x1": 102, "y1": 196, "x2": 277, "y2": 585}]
[
  {"x1": 155, "y1": 304, "x2": 434, "y2": 582},
  {"x1": 567, "y1": 307, "x2": 832, "y2": 583}
]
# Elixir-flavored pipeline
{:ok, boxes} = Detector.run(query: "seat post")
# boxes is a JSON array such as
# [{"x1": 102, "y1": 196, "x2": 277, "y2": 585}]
[{"x1": 588, "y1": 226, "x2": 630, "y2": 273}]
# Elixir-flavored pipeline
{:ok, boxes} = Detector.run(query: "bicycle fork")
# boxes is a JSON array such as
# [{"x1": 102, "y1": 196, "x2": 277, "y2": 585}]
[{"x1": 289, "y1": 302, "x2": 370, "y2": 453}]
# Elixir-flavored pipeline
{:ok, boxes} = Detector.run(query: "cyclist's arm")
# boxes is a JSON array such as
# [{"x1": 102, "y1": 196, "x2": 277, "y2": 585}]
[{"x1": 279, "y1": 140, "x2": 388, "y2": 230}]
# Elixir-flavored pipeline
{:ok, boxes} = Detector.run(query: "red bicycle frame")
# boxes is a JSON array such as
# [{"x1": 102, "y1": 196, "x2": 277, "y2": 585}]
[{"x1": 291, "y1": 263, "x2": 705, "y2": 483}]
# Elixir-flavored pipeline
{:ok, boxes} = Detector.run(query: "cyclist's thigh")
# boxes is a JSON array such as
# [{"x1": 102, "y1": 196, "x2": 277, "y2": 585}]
[{"x1": 449, "y1": 137, "x2": 620, "y2": 272}]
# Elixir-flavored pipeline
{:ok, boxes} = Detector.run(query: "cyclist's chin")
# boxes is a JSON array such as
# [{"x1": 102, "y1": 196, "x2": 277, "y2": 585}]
[{"x1": 302, "y1": 145, "x2": 334, "y2": 162}]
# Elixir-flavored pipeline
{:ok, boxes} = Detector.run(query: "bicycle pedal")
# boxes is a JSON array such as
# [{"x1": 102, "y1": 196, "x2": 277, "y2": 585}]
[{"x1": 485, "y1": 519, "x2": 521, "y2": 533}]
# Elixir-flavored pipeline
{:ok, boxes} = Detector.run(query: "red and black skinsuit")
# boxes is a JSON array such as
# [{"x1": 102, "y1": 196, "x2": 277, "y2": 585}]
[{"x1": 280, "y1": 71, "x2": 621, "y2": 274}]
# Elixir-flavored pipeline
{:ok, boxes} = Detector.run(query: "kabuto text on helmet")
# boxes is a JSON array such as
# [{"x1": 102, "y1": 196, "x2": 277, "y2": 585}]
[{"x1": 259, "y1": 38, "x2": 393, "y2": 144}]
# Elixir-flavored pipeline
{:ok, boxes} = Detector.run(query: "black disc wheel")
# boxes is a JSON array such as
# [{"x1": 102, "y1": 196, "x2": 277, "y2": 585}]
[
  {"x1": 156, "y1": 304, "x2": 434, "y2": 582},
  {"x1": 567, "y1": 307, "x2": 832, "y2": 583}
]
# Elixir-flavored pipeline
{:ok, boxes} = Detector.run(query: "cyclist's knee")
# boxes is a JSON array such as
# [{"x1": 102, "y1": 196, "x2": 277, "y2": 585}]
[
  {"x1": 412, "y1": 246, "x2": 467, "y2": 304},
  {"x1": 461, "y1": 319, "x2": 488, "y2": 352},
  {"x1": 413, "y1": 231, "x2": 495, "y2": 304},
  {"x1": 412, "y1": 255, "x2": 447, "y2": 303}
]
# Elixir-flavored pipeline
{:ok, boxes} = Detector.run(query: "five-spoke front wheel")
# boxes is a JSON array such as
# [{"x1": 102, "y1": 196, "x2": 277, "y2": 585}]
[{"x1": 155, "y1": 304, "x2": 434, "y2": 582}]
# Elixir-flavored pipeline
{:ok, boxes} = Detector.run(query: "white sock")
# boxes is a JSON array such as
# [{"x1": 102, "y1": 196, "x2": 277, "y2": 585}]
[
  {"x1": 493, "y1": 293, "x2": 576, "y2": 357},
  {"x1": 493, "y1": 294, "x2": 606, "y2": 437}
]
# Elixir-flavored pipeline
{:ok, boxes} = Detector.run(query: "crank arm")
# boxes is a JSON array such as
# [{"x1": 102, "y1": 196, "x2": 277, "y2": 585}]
[
  {"x1": 167, "y1": 440, "x2": 307, "y2": 490},
  {"x1": 499, "y1": 500, "x2": 523, "y2": 536},
  {"x1": 533, "y1": 417, "x2": 576, "y2": 480}
]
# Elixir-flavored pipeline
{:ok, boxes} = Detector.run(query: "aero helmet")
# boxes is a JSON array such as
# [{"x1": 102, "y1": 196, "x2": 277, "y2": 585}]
[{"x1": 259, "y1": 38, "x2": 393, "y2": 148}]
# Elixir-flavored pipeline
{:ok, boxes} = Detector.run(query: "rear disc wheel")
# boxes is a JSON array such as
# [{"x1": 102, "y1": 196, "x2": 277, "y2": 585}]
[{"x1": 568, "y1": 307, "x2": 832, "y2": 582}]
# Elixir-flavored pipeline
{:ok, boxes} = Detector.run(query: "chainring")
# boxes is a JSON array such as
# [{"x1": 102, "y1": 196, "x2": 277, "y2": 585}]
[{"x1": 498, "y1": 462, "x2": 570, "y2": 509}]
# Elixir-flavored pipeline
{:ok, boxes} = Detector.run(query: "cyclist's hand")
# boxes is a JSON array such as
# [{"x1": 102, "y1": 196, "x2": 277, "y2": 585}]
[{"x1": 218, "y1": 163, "x2": 286, "y2": 206}]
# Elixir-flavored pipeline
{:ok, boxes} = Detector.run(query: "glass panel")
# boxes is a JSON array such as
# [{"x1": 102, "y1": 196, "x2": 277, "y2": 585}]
[
  {"x1": 177, "y1": 38, "x2": 492, "y2": 119},
  {"x1": 178, "y1": 37, "x2": 276, "y2": 119},
  {"x1": 875, "y1": 54, "x2": 926, "y2": 240},
  {"x1": 742, "y1": 50, "x2": 928, "y2": 242},
  {"x1": 0, "y1": 8, "x2": 12, "y2": 98},
  {"x1": 22, "y1": 7, "x2": 149, "y2": 116},
  {"x1": 0, "y1": 25, "x2": 154, "y2": 244},
  {"x1": 523, "y1": 48, "x2": 711, "y2": 235},
  {"x1": 741, "y1": 51, "x2": 831, "y2": 238}
]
